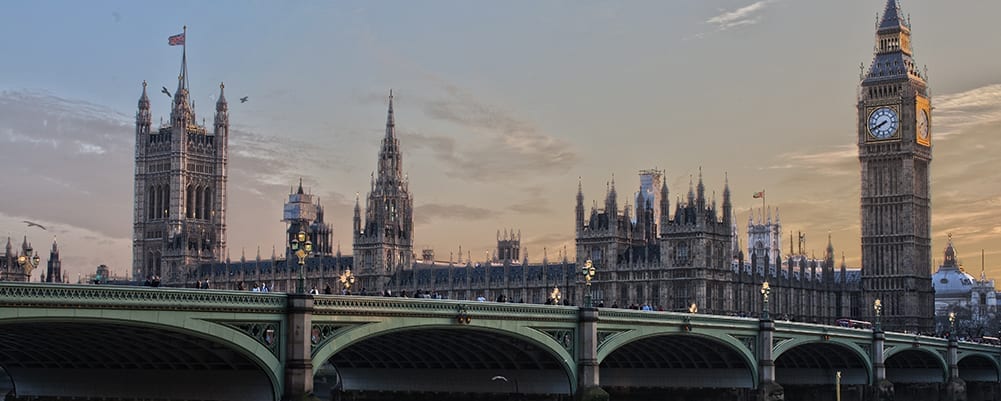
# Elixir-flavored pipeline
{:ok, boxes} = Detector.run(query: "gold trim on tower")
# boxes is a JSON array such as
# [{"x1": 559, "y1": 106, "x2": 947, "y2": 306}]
[{"x1": 915, "y1": 96, "x2": 931, "y2": 146}]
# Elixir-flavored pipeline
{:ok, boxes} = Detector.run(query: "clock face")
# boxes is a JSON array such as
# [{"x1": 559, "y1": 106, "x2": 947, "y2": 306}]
[
  {"x1": 917, "y1": 108, "x2": 930, "y2": 142},
  {"x1": 867, "y1": 107, "x2": 899, "y2": 140}
]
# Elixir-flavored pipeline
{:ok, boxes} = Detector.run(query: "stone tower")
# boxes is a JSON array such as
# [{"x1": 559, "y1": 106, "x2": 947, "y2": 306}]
[
  {"x1": 858, "y1": 0, "x2": 934, "y2": 332},
  {"x1": 133, "y1": 45, "x2": 228, "y2": 283},
  {"x1": 747, "y1": 206, "x2": 781, "y2": 274},
  {"x1": 283, "y1": 179, "x2": 334, "y2": 257},
  {"x1": 45, "y1": 238, "x2": 61, "y2": 283},
  {"x1": 354, "y1": 91, "x2": 414, "y2": 292}
]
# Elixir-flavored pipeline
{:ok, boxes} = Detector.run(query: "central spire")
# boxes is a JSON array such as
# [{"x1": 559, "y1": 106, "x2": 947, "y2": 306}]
[
  {"x1": 376, "y1": 89, "x2": 404, "y2": 185},
  {"x1": 385, "y1": 89, "x2": 396, "y2": 140}
]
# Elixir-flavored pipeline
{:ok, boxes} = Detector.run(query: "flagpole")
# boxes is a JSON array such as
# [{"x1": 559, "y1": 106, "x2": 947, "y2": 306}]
[
  {"x1": 182, "y1": 25, "x2": 188, "y2": 89},
  {"x1": 761, "y1": 189, "x2": 765, "y2": 213}
]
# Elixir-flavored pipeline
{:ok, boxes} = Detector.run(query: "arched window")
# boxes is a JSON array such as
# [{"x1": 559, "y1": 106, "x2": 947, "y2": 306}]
[
  {"x1": 195, "y1": 186, "x2": 203, "y2": 219},
  {"x1": 148, "y1": 186, "x2": 156, "y2": 219},
  {"x1": 203, "y1": 188, "x2": 212, "y2": 221},
  {"x1": 162, "y1": 184, "x2": 170, "y2": 219},
  {"x1": 186, "y1": 185, "x2": 194, "y2": 218}
]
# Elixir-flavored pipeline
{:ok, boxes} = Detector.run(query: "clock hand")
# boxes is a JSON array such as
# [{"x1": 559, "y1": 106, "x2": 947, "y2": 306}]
[{"x1": 873, "y1": 120, "x2": 888, "y2": 129}]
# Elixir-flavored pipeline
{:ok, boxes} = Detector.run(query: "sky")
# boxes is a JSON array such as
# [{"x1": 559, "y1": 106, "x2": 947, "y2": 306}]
[{"x1": 2, "y1": 0, "x2": 1001, "y2": 284}]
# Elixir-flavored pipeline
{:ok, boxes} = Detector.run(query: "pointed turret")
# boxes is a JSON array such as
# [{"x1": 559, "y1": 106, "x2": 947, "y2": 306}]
[
  {"x1": 171, "y1": 38, "x2": 195, "y2": 127},
  {"x1": 687, "y1": 175, "x2": 695, "y2": 206},
  {"x1": 216, "y1": 83, "x2": 228, "y2": 111},
  {"x1": 5, "y1": 236, "x2": 12, "y2": 257},
  {"x1": 696, "y1": 167, "x2": 705, "y2": 210},
  {"x1": 214, "y1": 82, "x2": 229, "y2": 129},
  {"x1": 297, "y1": 177, "x2": 305, "y2": 195},
  {"x1": 576, "y1": 177, "x2": 585, "y2": 233},
  {"x1": 722, "y1": 173, "x2": 732, "y2": 225},
  {"x1": 353, "y1": 192, "x2": 361, "y2": 238},
  {"x1": 606, "y1": 175, "x2": 618, "y2": 214},
  {"x1": 659, "y1": 175, "x2": 670, "y2": 227}
]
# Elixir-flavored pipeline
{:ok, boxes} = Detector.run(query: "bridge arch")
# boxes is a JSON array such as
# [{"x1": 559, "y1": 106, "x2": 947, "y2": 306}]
[
  {"x1": 774, "y1": 339, "x2": 872, "y2": 386},
  {"x1": 884, "y1": 347, "x2": 948, "y2": 384},
  {"x1": 312, "y1": 321, "x2": 576, "y2": 395},
  {"x1": 597, "y1": 331, "x2": 758, "y2": 389},
  {"x1": 959, "y1": 352, "x2": 1001, "y2": 382},
  {"x1": 0, "y1": 313, "x2": 283, "y2": 401}
]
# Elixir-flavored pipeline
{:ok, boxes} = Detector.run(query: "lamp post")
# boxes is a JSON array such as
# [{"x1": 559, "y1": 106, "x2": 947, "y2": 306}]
[
  {"x1": 835, "y1": 371, "x2": 842, "y2": 401},
  {"x1": 948, "y1": 312, "x2": 956, "y2": 339},
  {"x1": 290, "y1": 229, "x2": 313, "y2": 294},
  {"x1": 550, "y1": 286, "x2": 561, "y2": 305},
  {"x1": 760, "y1": 281, "x2": 771, "y2": 320},
  {"x1": 16, "y1": 245, "x2": 41, "y2": 281},
  {"x1": 581, "y1": 259, "x2": 596, "y2": 308},
  {"x1": 873, "y1": 298, "x2": 883, "y2": 332},
  {"x1": 339, "y1": 269, "x2": 356, "y2": 295}
]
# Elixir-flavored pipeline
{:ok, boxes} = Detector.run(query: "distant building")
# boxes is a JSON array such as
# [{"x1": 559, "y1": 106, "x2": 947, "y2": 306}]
[
  {"x1": 44, "y1": 238, "x2": 62, "y2": 283},
  {"x1": 932, "y1": 236, "x2": 999, "y2": 337},
  {"x1": 1, "y1": 236, "x2": 36, "y2": 282}
]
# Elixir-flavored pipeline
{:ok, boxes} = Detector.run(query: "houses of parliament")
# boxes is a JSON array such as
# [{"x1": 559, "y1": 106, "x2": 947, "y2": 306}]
[{"x1": 118, "y1": 0, "x2": 937, "y2": 333}]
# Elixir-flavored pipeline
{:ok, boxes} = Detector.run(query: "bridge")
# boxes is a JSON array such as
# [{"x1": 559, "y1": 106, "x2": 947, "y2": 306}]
[{"x1": 0, "y1": 283, "x2": 997, "y2": 401}]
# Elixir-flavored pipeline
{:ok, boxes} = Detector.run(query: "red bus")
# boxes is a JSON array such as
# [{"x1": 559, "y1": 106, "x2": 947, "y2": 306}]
[{"x1": 836, "y1": 318, "x2": 873, "y2": 329}]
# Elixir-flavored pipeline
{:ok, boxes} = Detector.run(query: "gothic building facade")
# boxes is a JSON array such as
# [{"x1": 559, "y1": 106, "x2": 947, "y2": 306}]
[
  {"x1": 182, "y1": 0, "x2": 936, "y2": 329},
  {"x1": 133, "y1": 47, "x2": 229, "y2": 282},
  {"x1": 353, "y1": 91, "x2": 414, "y2": 292},
  {"x1": 858, "y1": 0, "x2": 935, "y2": 333},
  {"x1": 573, "y1": 171, "x2": 862, "y2": 323}
]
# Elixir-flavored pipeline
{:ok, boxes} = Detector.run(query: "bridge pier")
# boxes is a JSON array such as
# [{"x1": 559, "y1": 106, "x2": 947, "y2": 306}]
[
  {"x1": 943, "y1": 336, "x2": 967, "y2": 401},
  {"x1": 757, "y1": 318, "x2": 776, "y2": 400},
  {"x1": 285, "y1": 294, "x2": 315, "y2": 401},
  {"x1": 870, "y1": 330, "x2": 894, "y2": 401},
  {"x1": 576, "y1": 307, "x2": 608, "y2": 401}
]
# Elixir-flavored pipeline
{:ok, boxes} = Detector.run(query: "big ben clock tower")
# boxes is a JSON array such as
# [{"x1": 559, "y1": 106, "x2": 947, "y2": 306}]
[{"x1": 858, "y1": 0, "x2": 934, "y2": 333}]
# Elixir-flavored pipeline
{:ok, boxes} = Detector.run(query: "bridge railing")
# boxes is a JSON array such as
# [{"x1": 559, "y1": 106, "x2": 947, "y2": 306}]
[
  {"x1": 312, "y1": 295, "x2": 579, "y2": 322},
  {"x1": 0, "y1": 282, "x2": 287, "y2": 313}
]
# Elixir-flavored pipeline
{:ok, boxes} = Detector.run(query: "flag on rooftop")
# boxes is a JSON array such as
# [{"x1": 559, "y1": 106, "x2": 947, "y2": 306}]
[
  {"x1": 168, "y1": 33, "x2": 185, "y2": 46},
  {"x1": 752, "y1": 191, "x2": 765, "y2": 199}
]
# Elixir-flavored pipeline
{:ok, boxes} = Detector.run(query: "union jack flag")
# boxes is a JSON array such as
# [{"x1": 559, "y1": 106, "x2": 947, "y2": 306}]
[
  {"x1": 168, "y1": 33, "x2": 185, "y2": 46},
  {"x1": 752, "y1": 191, "x2": 764, "y2": 199}
]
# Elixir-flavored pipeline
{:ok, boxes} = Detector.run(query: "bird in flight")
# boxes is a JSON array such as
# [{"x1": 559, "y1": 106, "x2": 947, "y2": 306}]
[
  {"x1": 23, "y1": 221, "x2": 47, "y2": 231},
  {"x1": 161, "y1": 86, "x2": 172, "y2": 98},
  {"x1": 240, "y1": 96, "x2": 249, "y2": 103}
]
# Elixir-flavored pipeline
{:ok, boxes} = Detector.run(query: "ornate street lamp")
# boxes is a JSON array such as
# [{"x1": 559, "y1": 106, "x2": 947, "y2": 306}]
[
  {"x1": 339, "y1": 269, "x2": 356, "y2": 294},
  {"x1": 581, "y1": 259, "x2": 596, "y2": 308},
  {"x1": 760, "y1": 281, "x2": 771, "y2": 320},
  {"x1": 550, "y1": 286, "x2": 561, "y2": 305},
  {"x1": 16, "y1": 245, "x2": 41, "y2": 281},
  {"x1": 290, "y1": 230, "x2": 313, "y2": 294},
  {"x1": 949, "y1": 312, "x2": 956, "y2": 339},
  {"x1": 873, "y1": 299, "x2": 883, "y2": 332}
]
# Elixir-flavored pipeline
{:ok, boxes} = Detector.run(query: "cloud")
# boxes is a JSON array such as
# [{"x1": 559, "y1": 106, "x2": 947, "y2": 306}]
[
  {"x1": 396, "y1": 82, "x2": 577, "y2": 182},
  {"x1": 931, "y1": 84, "x2": 1001, "y2": 140},
  {"x1": 413, "y1": 203, "x2": 495, "y2": 226},
  {"x1": 707, "y1": 0, "x2": 776, "y2": 31},
  {"x1": 506, "y1": 187, "x2": 553, "y2": 215}
]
